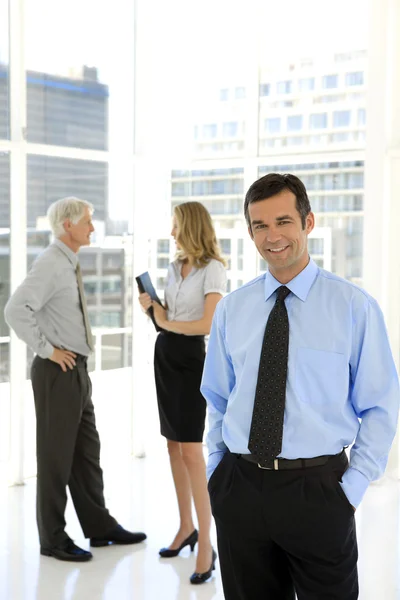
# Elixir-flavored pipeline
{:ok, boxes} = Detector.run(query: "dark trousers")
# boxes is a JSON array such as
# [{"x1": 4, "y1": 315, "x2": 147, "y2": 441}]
[
  {"x1": 31, "y1": 355, "x2": 117, "y2": 549},
  {"x1": 209, "y1": 452, "x2": 358, "y2": 600}
]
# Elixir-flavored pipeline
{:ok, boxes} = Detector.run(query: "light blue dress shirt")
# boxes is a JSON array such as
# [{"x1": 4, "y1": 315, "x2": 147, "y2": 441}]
[{"x1": 201, "y1": 259, "x2": 399, "y2": 508}]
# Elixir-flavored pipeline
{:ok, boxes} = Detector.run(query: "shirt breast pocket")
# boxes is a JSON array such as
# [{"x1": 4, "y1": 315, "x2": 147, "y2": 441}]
[{"x1": 295, "y1": 347, "x2": 348, "y2": 405}]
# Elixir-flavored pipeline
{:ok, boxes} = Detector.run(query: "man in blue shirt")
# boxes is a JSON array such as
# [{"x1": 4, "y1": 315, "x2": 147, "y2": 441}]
[{"x1": 201, "y1": 173, "x2": 399, "y2": 599}]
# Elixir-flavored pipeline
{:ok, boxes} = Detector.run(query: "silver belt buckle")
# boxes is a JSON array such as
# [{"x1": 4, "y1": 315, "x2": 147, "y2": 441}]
[{"x1": 258, "y1": 459, "x2": 279, "y2": 470}]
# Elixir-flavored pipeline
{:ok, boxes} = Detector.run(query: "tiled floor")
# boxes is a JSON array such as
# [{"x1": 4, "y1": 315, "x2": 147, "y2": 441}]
[{"x1": 1, "y1": 447, "x2": 400, "y2": 599}]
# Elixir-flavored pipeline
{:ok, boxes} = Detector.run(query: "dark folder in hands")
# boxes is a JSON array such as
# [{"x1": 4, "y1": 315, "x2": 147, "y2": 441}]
[{"x1": 135, "y1": 271, "x2": 164, "y2": 332}]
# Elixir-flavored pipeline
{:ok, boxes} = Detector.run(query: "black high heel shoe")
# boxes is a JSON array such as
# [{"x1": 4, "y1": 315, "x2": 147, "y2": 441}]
[
  {"x1": 190, "y1": 548, "x2": 217, "y2": 584},
  {"x1": 159, "y1": 529, "x2": 198, "y2": 558}
]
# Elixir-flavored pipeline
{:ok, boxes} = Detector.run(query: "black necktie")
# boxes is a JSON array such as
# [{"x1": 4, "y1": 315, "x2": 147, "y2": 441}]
[{"x1": 248, "y1": 285, "x2": 291, "y2": 468}]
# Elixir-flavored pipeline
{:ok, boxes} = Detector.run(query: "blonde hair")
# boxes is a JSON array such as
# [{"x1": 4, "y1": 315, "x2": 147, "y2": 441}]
[
  {"x1": 47, "y1": 197, "x2": 94, "y2": 238},
  {"x1": 174, "y1": 202, "x2": 226, "y2": 268}
]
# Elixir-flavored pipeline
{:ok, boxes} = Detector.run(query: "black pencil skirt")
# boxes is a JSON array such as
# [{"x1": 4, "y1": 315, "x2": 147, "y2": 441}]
[{"x1": 154, "y1": 331, "x2": 206, "y2": 442}]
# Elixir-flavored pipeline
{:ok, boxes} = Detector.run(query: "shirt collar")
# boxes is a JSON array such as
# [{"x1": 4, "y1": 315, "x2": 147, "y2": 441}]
[
  {"x1": 53, "y1": 239, "x2": 78, "y2": 268},
  {"x1": 263, "y1": 258, "x2": 319, "y2": 302}
]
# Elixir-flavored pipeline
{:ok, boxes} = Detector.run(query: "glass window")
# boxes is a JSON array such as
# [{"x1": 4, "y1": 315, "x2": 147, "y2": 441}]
[
  {"x1": 235, "y1": 87, "x2": 246, "y2": 99},
  {"x1": 157, "y1": 257, "x2": 169, "y2": 269},
  {"x1": 265, "y1": 117, "x2": 281, "y2": 133},
  {"x1": 0, "y1": 151, "x2": 10, "y2": 373},
  {"x1": 156, "y1": 277, "x2": 166, "y2": 290},
  {"x1": 0, "y1": 1, "x2": 9, "y2": 140},
  {"x1": 322, "y1": 74, "x2": 338, "y2": 89},
  {"x1": 332, "y1": 132, "x2": 349, "y2": 142},
  {"x1": 298, "y1": 77, "x2": 315, "y2": 92},
  {"x1": 26, "y1": 69, "x2": 109, "y2": 150},
  {"x1": 345, "y1": 71, "x2": 364, "y2": 86},
  {"x1": 220, "y1": 88, "x2": 229, "y2": 101},
  {"x1": 222, "y1": 122, "x2": 238, "y2": 137},
  {"x1": 309, "y1": 113, "x2": 328, "y2": 129},
  {"x1": 287, "y1": 115, "x2": 303, "y2": 131},
  {"x1": 358, "y1": 108, "x2": 366, "y2": 126},
  {"x1": 277, "y1": 81, "x2": 292, "y2": 94},
  {"x1": 333, "y1": 110, "x2": 351, "y2": 127},
  {"x1": 259, "y1": 83, "x2": 270, "y2": 96},
  {"x1": 0, "y1": 150, "x2": 10, "y2": 472},
  {"x1": 157, "y1": 239, "x2": 170, "y2": 254},
  {"x1": 27, "y1": 156, "x2": 107, "y2": 227},
  {"x1": 171, "y1": 182, "x2": 190, "y2": 196},
  {"x1": 203, "y1": 124, "x2": 217, "y2": 138},
  {"x1": 219, "y1": 239, "x2": 231, "y2": 255},
  {"x1": 287, "y1": 136, "x2": 304, "y2": 146}
]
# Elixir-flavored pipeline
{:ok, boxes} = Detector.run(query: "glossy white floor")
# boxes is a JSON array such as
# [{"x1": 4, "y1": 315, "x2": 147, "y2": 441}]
[{"x1": 1, "y1": 447, "x2": 400, "y2": 600}]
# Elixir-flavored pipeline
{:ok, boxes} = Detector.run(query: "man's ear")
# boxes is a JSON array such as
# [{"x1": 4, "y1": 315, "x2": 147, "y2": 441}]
[
  {"x1": 305, "y1": 212, "x2": 315, "y2": 235},
  {"x1": 63, "y1": 219, "x2": 71, "y2": 233}
]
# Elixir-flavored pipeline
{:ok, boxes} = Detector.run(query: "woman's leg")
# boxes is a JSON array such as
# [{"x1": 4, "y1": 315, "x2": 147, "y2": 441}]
[
  {"x1": 166, "y1": 439, "x2": 196, "y2": 548},
  {"x1": 181, "y1": 442, "x2": 213, "y2": 573}
]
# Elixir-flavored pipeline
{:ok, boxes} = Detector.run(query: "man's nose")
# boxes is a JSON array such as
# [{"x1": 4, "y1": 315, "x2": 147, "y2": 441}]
[{"x1": 266, "y1": 227, "x2": 282, "y2": 244}]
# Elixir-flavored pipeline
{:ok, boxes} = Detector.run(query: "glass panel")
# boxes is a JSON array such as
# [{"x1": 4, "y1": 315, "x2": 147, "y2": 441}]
[
  {"x1": 322, "y1": 74, "x2": 338, "y2": 89},
  {"x1": 25, "y1": 0, "x2": 111, "y2": 150},
  {"x1": 0, "y1": 0, "x2": 9, "y2": 140},
  {"x1": 0, "y1": 151, "x2": 10, "y2": 473}
]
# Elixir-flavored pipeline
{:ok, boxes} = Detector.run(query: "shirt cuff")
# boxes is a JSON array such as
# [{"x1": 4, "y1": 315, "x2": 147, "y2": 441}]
[
  {"x1": 206, "y1": 451, "x2": 226, "y2": 481},
  {"x1": 37, "y1": 342, "x2": 54, "y2": 360},
  {"x1": 341, "y1": 466, "x2": 370, "y2": 508}
]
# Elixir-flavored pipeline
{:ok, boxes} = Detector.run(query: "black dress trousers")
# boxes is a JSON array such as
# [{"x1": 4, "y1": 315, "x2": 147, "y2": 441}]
[
  {"x1": 209, "y1": 452, "x2": 358, "y2": 600},
  {"x1": 31, "y1": 355, "x2": 117, "y2": 549}
]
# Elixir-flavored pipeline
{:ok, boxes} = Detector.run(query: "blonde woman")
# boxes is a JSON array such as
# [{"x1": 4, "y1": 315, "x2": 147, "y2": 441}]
[{"x1": 139, "y1": 202, "x2": 227, "y2": 584}]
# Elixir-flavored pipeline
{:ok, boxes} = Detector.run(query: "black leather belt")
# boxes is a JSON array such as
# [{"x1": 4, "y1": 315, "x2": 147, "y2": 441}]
[{"x1": 237, "y1": 451, "x2": 344, "y2": 471}]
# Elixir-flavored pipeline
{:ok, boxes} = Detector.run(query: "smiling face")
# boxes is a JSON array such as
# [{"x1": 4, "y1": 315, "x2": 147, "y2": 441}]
[{"x1": 248, "y1": 190, "x2": 314, "y2": 283}]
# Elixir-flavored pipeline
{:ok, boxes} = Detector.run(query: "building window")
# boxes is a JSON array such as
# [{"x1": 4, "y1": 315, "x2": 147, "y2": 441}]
[
  {"x1": 157, "y1": 257, "x2": 170, "y2": 269},
  {"x1": 348, "y1": 173, "x2": 364, "y2": 188},
  {"x1": 222, "y1": 121, "x2": 238, "y2": 137},
  {"x1": 298, "y1": 77, "x2": 315, "y2": 92},
  {"x1": 259, "y1": 83, "x2": 270, "y2": 96},
  {"x1": 345, "y1": 72, "x2": 364, "y2": 86},
  {"x1": 220, "y1": 88, "x2": 229, "y2": 101},
  {"x1": 287, "y1": 136, "x2": 304, "y2": 146},
  {"x1": 322, "y1": 74, "x2": 338, "y2": 89},
  {"x1": 309, "y1": 113, "x2": 328, "y2": 129},
  {"x1": 157, "y1": 239, "x2": 170, "y2": 254},
  {"x1": 235, "y1": 87, "x2": 246, "y2": 99},
  {"x1": 333, "y1": 110, "x2": 351, "y2": 127},
  {"x1": 358, "y1": 108, "x2": 366, "y2": 126},
  {"x1": 277, "y1": 80, "x2": 292, "y2": 94},
  {"x1": 156, "y1": 277, "x2": 166, "y2": 290},
  {"x1": 219, "y1": 239, "x2": 231, "y2": 255},
  {"x1": 203, "y1": 124, "x2": 217, "y2": 139},
  {"x1": 332, "y1": 132, "x2": 350, "y2": 142},
  {"x1": 287, "y1": 115, "x2": 303, "y2": 131},
  {"x1": 264, "y1": 117, "x2": 281, "y2": 133}
]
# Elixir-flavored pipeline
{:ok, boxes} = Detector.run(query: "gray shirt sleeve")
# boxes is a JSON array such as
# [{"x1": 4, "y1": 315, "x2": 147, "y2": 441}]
[{"x1": 4, "y1": 256, "x2": 57, "y2": 359}]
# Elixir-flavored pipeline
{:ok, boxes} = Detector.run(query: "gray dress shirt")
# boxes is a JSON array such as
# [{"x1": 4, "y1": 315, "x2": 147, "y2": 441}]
[{"x1": 4, "y1": 239, "x2": 91, "y2": 359}]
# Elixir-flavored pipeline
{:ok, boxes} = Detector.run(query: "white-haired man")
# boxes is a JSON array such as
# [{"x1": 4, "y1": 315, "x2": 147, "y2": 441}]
[{"x1": 5, "y1": 197, "x2": 146, "y2": 562}]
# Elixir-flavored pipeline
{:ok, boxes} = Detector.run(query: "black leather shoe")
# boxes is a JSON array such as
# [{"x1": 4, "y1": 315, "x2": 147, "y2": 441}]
[
  {"x1": 90, "y1": 524, "x2": 147, "y2": 547},
  {"x1": 41, "y1": 539, "x2": 93, "y2": 562},
  {"x1": 190, "y1": 548, "x2": 217, "y2": 584},
  {"x1": 159, "y1": 529, "x2": 198, "y2": 558}
]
